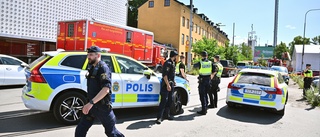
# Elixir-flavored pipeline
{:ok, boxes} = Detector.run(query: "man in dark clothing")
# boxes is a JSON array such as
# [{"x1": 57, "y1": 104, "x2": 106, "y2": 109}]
[
  {"x1": 75, "y1": 46, "x2": 124, "y2": 137},
  {"x1": 176, "y1": 55, "x2": 188, "y2": 80},
  {"x1": 156, "y1": 50, "x2": 178, "y2": 124},
  {"x1": 208, "y1": 55, "x2": 223, "y2": 108},
  {"x1": 303, "y1": 64, "x2": 313, "y2": 97},
  {"x1": 193, "y1": 51, "x2": 215, "y2": 115}
]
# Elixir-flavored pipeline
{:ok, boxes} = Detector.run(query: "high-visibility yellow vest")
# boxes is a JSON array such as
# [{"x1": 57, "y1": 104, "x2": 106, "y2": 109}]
[
  {"x1": 216, "y1": 62, "x2": 224, "y2": 77},
  {"x1": 304, "y1": 70, "x2": 313, "y2": 78},
  {"x1": 175, "y1": 62, "x2": 186, "y2": 75},
  {"x1": 199, "y1": 60, "x2": 212, "y2": 76}
]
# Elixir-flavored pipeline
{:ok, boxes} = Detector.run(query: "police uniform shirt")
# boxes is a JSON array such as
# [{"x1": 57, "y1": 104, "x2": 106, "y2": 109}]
[
  {"x1": 193, "y1": 59, "x2": 215, "y2": 74},
  {"x1": 162, "y1": 59, "x2": 175, "y2": 81},
  {"x1": 87, "y1": 61, "x2": 112, "y2": 100}
]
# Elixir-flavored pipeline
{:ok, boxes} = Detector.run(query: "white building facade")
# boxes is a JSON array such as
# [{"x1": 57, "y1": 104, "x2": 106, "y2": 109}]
[{"x1": 0, "y1": 0, "x2": 128, "y2": 62}]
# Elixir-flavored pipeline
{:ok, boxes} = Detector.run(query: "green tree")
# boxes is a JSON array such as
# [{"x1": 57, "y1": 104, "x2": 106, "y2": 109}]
[
  {"x1": 257, "y1": 54, "x2": 267, "y2": 66},
  {"x1": 239, "y1": 43, "x2": 253, "y2": 60},
  {"x1": 288, "y1": 36, "x2": 311, "y2": 56},
  {"x1": 225, "y1": 45, "x2": 240, "y2": 64},
  {"x1": 274, "y1": 42, "x2": 289, "y2": 59},
  {"x1": 192, "y1": 37, "x2": 225, "y2": 61},
  {"x1": 127, "y1": 0, "x2": 148, "y2": 27},
  {"x1": 312, "y1": 35, "x2": 320, "y2": 45}
]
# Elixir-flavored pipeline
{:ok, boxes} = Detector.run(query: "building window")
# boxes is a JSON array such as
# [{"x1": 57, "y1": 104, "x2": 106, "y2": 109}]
[
  {"x1": 148, "y1": 1, "x2": 154, "y2": 8},
  {"x1": 199, "y1": 27, "x2": 201, "y2": 35},
  {"x1": 182, "y1": 16, "x2": 185, "y2": 27},
  {"x1": 164, "y1": 0, "x2": 170, "y2": 6},
  {"x1": 186, "y1": 35, "x2": 189, "y2": 42},
  {"x1": 181, "y1": 34, "x2": 185, "y2": 45},
  {"x1": 195, "y1": 24, "x2": 198, "y2": 33},
  {"x1": 186, "y1": 19, "x2": 189, "y2": 29},
  {"x1": 126, "y1": 31, "x2": 132, "y2": 43}
]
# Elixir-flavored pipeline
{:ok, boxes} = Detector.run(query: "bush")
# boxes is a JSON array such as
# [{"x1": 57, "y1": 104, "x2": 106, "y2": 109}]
[
  {"x1": 305, "y1": 87, "x2": 320, "y2": 107},
  {"x1": 187, "y1": 67, "x2": 199, "y2": 75}
]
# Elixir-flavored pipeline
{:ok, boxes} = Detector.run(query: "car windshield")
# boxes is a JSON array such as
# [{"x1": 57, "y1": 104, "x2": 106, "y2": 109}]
[
  {"x1": 237, "y1": 63, "x2": 246, "y2": 66},
  {"x1": 220, "y1": 60, "x2": 228, "y2": 67},
  {"x1": 236, "y1": 72, "x2": 272, "y2": 86},
  {"x1": 271, "y1": 67, "x2": 288, "y2": 73}
]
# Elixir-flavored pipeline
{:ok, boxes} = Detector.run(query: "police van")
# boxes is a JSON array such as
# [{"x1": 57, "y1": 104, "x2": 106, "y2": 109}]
[{"x1": 22, "y1": 50, "x2": 190, "y2": 124}]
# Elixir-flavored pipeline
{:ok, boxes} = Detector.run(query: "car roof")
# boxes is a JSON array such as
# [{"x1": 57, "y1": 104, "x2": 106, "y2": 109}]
[
  {"x1": 239, "y1": 69, "x2": 278, "y2": 76},
  {"x1": 271, "y1": 66, "x2": 287, "y2": 69},
  {"x1": 0, "y1": 54, "x2": 25, "y2": 63}
]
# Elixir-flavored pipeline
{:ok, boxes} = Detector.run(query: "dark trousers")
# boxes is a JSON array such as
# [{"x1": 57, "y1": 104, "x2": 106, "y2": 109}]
[
  {"x1": 157, "y1": 82, "x2": 174, "y2": 119},
  {"x1": 303, "y1": 77, "x2": 312, "y2": 96},
  {"x1": 75, "y1": 104, "x2": 124, "y2": 137},
  {"x1": 209, "y1": 78, "x2": 220, "y2": 107},
  {"x1": 198, "y1": 77, "x2": 210, "y2": 111}
]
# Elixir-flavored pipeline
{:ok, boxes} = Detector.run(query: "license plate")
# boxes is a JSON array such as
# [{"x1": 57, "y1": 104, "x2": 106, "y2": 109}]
[{"x1": 245, "y1": 89, "x2": 262, "y2": 95}]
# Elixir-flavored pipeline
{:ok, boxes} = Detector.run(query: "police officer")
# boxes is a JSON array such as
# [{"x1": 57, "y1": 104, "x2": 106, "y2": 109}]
[
  {"x1": 303, "y1": 64, "x2": 313, "y2": 97},
  {"x1": 193, "y1": 51, "x2": 215, "y2": 115},
  {"x1": 75, "y1": 46, "x2": 124, "y2": 137},
  {"x1": 208, "y1": 55, "x2": 223, "y2": 108},
  {"x1": 175, "y1": 55, "x2": 188, "y2": 80},
  {"x1": 156, "y1": 50, "x2": 178, "y2": 124}
]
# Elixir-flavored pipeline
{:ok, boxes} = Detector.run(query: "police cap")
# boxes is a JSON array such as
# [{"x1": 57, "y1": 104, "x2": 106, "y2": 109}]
[
  {"x1": 201, "y1": 51, "x2": 208, "y2": 57},
  {"x1": 87, "y1": 46, "x2": 102, "y2": 53},
  {"x1": 306, "y1": 64, "x2": 311, "y2": 66},
  {"x1": 170, "y1": 50, "x2": 178, "y2": 57},
  {"x1": 214, "y1": 55, "x2": 220, "y2": 59}
]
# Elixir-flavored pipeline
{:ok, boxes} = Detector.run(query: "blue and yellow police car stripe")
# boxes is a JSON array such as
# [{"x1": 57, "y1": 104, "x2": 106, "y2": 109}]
[{"x1": 111, "y1": 94, "x2": 160, "y2": 103}]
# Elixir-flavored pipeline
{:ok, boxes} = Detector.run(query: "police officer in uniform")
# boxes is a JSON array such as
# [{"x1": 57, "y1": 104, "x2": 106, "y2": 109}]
[
  {"x1": 193, "y1": 51, "x2": 215, "y2": 115},
  {"x1": 303, "y1": 64, "x2": 313, "y2": 97},
  {"x1": 175, "y1": 55, "x2": 188, "y2": 80},
  {"x1": 75, "y1": 46, "x2": 124, "y2": 137},
  {"x1": 208, "y1": 55, "x2": 223, "y2": 108},
  {"x1": 156, "y1": 50, "x2": 178, "y2": 124}
]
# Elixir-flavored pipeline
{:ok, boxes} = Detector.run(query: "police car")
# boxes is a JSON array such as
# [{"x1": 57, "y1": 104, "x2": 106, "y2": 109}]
[
  {"x1": 22, "y1": 50, "x2": 190, "y2": 124},
  {"x1": 226, "y1": 69, "x2": 288, "y2": 115}
]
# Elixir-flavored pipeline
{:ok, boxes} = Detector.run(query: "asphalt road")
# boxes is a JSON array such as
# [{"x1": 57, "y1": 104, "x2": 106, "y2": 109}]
[{"x1": 0, "y1": 75, "x2": 319, "y2": 137}]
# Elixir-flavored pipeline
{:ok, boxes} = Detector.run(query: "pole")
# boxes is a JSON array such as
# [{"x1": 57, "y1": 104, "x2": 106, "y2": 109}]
[
  {"x1": 301, "y1": 9, "x2": 320, "y2": 72},
  {"x1": 232, "y1": 22, "x2": 235, "y2": 46},
  {"x1": 187, "y1": 0, "x2": 193, "y2": 71},
  {"x1": 273, "y1": 0, "x2": 279, "y2": 47}
]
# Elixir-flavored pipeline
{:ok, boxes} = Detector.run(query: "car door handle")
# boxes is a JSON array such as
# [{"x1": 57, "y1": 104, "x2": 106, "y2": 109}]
[{"x1": 6, "y1": 68, "x2": 12, "y2": 71}]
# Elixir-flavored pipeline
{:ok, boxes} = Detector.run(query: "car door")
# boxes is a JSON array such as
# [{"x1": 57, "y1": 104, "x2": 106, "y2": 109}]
[
  {"x1": 277, "y1": 73, "x2": 288, "y2": 101},
  {"x1": 115, "y1": 56, "x2": 160, "y2": 108},
  {"x1": 101, "y1": 55, "x2": 123, "y2": 108},
  {"x1": 1, "y1": 57, "x2": 25, "y2": 85},
  {"x1": 0, "y1": 58, "x2": 5, "y2": 85}
]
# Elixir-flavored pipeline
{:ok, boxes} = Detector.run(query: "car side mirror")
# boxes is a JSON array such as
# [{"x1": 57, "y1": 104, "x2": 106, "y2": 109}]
[
  {"x1": 20, "y1": 63, "x2": 29, "y2": 68},
  {"x1": 143, "y1": 70, "x2": 152, "y2": 79}
]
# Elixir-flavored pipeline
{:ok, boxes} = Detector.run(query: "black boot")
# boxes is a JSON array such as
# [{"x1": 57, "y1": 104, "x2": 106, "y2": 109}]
[{"x1": 197, "y1": 110, "x2": 207, "y2": 115}]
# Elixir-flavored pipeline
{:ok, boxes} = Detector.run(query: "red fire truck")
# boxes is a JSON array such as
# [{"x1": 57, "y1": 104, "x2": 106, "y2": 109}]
[{"x1": 56, "y1": 19, "x2": 167, "y2": 72}]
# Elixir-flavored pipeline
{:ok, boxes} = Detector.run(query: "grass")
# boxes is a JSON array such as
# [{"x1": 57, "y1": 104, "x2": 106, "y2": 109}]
[{"x1": 291, "y1": 75, "x2": 320, "y2": 107}]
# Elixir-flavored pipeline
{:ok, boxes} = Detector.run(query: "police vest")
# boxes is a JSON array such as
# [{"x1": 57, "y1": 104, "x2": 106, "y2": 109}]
[
  {"x1": 199, "y1": 60, "x2": 212, "y2": 76},
  {"x1": 216, "y1": 62, "x2": 224, "y2": 77},
  {"x1": 304, "y1": 70, "x2": 313, "y2": 78},
  {"x1": 175, "y1": 62, "x2": 186, "y2": 75}
]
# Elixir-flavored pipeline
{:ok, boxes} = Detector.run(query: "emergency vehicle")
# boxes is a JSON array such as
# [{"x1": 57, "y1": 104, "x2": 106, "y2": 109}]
[
  {"x1": 226, "y1": 69, "x2": 288, "y2": 115},
  {"x1": 22, "y1": 50, "x2": 190, "y2": 125},
  {"x1": 56, "y1": 19, "x2": 167, "y2": 72}
]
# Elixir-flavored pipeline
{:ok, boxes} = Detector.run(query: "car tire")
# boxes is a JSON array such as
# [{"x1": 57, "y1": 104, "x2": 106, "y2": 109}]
[
  {"x1": 170, "y1": 90, "x2": 183, "y2": 115},
  {"x1": 226, "y1": 102, "x2": 236, "y2": 108},
  {"x1": 53, "y1": 91, "x2": 86, "y2": 125}
]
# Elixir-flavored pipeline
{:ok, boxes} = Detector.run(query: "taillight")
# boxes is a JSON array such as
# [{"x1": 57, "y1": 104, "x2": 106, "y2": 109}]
[
  {"x1": 228, "y1": 82, "x2": 240, "y2": 90},
  {"x1": 28, "y1": 58, "x2": 50, "y2": 83}
]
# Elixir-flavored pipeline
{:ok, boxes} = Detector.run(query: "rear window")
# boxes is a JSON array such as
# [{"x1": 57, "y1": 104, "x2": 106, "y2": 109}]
[
  {"x1": 220, "y1": 60, "x2": 228, "y2": 67},
  {"x1": 236, "y1": 72, "x2": 272, "y2": 86},
  {"x1": 61, "y1": 55, "x2": 87, "y2": 69},
  {"x1": 29, "y1": 55, "x2": 48, "y2": 69}
]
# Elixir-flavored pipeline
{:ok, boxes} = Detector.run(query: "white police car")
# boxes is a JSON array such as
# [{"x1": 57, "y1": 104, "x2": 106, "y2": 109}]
[
  {"x1": 22, "y1": 50, "x2": 190, "y2": 124},
  {"x1": 226, "y1": 69, "x2": 288, "y2": 115}
]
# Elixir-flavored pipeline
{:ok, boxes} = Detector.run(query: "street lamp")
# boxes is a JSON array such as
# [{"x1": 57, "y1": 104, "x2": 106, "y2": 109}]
[{"x1": 301, "y1": 9, "x2": 320, "y2": 71}]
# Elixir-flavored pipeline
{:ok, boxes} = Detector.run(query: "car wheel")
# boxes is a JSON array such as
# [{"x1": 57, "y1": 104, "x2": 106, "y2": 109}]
[
  {"x1": 226, "y1": 102, "x2": 236, "y2": 108},
  {"x1": 170, "y1": 90, "x2": 182, "y2": 115},
  {"x1": 53, "y1": 91, "x2": 86, "y2": 125}
]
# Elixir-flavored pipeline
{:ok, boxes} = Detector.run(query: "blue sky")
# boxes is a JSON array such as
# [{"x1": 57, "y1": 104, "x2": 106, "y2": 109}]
[{"x1": 178, "y1": 0, "x2": 320, "y2": 46}]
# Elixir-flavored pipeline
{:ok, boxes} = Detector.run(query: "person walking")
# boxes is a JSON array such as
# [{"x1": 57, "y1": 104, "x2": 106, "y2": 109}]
[{"x1": 75, "y1": 46, "x2": 124, "y2": 137}]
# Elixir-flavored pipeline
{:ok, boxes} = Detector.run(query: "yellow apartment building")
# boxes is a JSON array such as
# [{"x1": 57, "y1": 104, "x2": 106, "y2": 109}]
[{"x1": 138, "y1": 0, "x2": 229, "y2": 61}]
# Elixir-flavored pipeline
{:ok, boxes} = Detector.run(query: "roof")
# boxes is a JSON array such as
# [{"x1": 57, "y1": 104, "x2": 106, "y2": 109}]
[
  {"x1": 239, "y1": 69, "x2": 278, "y2": 76},
  {"x1": 294, "y1": 45, "x2": 320, "y2": 54}
]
